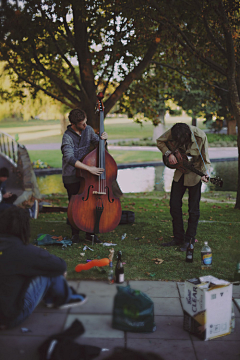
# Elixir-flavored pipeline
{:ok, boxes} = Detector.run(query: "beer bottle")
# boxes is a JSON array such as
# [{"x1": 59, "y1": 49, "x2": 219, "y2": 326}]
[
  {"x1": 115, "y1": 251, "x2": 124, "y2": 283},
  {"x1": 186, "y1": 238, "x2": 194, "y2": 263}
]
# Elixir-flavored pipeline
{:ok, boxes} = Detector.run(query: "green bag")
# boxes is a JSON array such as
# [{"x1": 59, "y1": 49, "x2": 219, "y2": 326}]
[{"x1": 112, "y1": 285, "x2": 156, "y2": 333}]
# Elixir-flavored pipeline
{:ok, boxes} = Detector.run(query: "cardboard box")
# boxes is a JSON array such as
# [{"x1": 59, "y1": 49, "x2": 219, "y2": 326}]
[{"x1": 183, "y1": 276, "x2": 232, "y2": 341}]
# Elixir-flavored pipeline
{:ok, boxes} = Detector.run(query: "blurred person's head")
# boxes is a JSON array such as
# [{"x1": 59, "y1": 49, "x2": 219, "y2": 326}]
[
  {"x1": 69, "y1": 109, "x2": 87, "y2": 133},
  {"x1": 0, "y1": 207, "x2": 30, "y2": 245}
]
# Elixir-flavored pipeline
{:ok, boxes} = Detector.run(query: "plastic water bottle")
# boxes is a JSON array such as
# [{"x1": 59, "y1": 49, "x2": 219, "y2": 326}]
[
  {"x1": 231, "y1": 301, "x2": 235, "y2": 333},
  {"x1": 201, "y1": 241, "x2": 212, "y2": 269}
]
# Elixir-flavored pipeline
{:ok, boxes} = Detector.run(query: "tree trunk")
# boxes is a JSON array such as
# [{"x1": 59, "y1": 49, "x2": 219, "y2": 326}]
[
  {"x1": 227, "y1": 119, "x2": 237, "y2": 135},
  {"x1": 192, "y1": 117, "x2": 197, "y2": 127},
  {"x1": 60, "y1": 113, "x2": 68, "y2": 135},
  {"x1": 152, "y1": 110, "x2": 166, "y2": 142}
]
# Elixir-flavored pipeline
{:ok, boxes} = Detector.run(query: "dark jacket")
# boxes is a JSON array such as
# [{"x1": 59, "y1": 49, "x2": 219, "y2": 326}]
[
  {"x1": 61, "y1": 125, "x2": 99, "y2": 184},
  {"x1": 0, "y1": 234, "x2": 67, "y2": 325}
]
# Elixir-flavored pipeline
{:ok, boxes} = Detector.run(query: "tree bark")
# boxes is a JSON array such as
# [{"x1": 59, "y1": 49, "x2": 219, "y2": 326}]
[{"x1": 227, "y1": 119, "x2": 237, "y2": 135}]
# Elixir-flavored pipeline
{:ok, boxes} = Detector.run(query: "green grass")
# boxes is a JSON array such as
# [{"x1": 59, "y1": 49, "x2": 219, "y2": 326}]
[
  {"x1": 28, "y1": 150, "x2": 63, "y2": 168},
  {"x1": 30, "y1": 191, "x2": 240, "y2": 282},
  {"x1": 28, "y1": 149, "x2": 163, "y2": 168}
]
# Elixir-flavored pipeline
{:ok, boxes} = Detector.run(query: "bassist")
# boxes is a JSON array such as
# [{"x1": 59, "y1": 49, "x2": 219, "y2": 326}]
[{"x1": 157, "y1": 123, "x2": 210, "y2": 251}]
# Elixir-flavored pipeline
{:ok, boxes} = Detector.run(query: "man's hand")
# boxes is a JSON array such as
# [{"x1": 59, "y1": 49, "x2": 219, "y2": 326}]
[
  {"x1": 201, "y1": 175, "x2": 209, "y2": 183},
  {"x1": 3, "y1": 192, "x2": 12, "y2": 199},
  {"x1": 100, "y1": 131, "x2": 108, "y2": 140},
  {"x1": 88, "y1": 166, "x2": 105, "y2": 176},
  {"x1": 168, "y1": 154, "x2": 178, "y2": 165}
]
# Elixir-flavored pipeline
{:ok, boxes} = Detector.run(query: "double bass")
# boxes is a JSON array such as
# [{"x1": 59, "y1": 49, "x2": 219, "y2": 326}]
[{"x1": 68, "y1": 93, "x2": 122, "y2": 234}]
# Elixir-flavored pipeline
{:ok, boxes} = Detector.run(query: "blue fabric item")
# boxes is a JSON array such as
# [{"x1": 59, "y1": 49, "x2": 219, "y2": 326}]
[
  {"x1": 36, "y1": 234, "x2": 72, "y2": 247},
  {"x1": 8, "y1": 275, "x2": 71, "y2": 328}
]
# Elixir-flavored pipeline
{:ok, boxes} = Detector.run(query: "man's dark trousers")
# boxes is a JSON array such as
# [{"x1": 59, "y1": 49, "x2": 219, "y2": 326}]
[
  {"x1": 169, "y1": 174, "x2": 202, "y2": 244},
  {"x1": 64, "y1": 182, "x2": 81, "y2": 236}
]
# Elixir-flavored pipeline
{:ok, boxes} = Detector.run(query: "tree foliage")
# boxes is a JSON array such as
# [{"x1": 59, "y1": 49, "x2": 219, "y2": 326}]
[{"x1": 0, "y1": 0, "x2": 163, "y2": 130}]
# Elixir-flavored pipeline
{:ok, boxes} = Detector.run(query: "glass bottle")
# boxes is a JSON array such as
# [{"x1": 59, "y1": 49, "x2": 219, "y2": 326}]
[
  {"x1": 186, "y1": 238, "x2": 194, "y2": 263},
  {"x1": 108, "y1": 261, "x2": 114, "y2": 284},
  {"x1": 201, "y1": 241, "x2": 212, "y2": 269},
  {"x1": 234, "y1": 261, "x2": 240, "y2": 282},
  {"x1": 115, "y1": 251, "x2": 124, "y2": 283}
]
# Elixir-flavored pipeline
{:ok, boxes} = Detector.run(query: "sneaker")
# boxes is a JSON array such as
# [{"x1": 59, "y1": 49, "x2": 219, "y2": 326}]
[
  {"x1": 29, "y1": 200, "x2": 39, "y2": 219},
  {"x1": 161, "y1": 239, "x2": 181, "y2": 247},
  {"x1": 71, "y1": 234, "x2": 80, "y2": 243},
  {"x1": 58, "y1": 287, "x2": 88, "y2": 309},
  {"x1": 85, "y1": 233, "x2": 102, "y2": 244}
]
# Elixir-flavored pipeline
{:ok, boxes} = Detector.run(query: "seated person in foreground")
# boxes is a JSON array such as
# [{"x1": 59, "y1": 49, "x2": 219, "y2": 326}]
[
  {"x1": 0, "y1": 167, "x2": 38, "y2": 219},
  {"x1": 0, "y1": 207, "x2": 87, "y2": 329}
]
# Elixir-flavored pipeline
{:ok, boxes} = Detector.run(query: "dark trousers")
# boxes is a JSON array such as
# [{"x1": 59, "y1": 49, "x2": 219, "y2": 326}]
[
  {"x1": 169, "y1": 175, "x2": 202, "y2": 243},
  {"x1": 64, "y1": 182, "x2": 81, "y2": 236}
]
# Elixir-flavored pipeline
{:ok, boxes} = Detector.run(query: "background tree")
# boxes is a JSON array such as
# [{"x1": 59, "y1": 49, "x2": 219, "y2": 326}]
[
  {"x1": 0, "y1": 0, "x2": 164, "y2": 131},
  {"x1": 132, "y1": 0, "x2": 240, "y2": 208}
]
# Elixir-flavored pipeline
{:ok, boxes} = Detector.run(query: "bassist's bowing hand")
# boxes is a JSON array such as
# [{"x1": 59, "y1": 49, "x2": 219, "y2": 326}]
[{"x1": 201, "y1": 175, "x2": 209, "y2": 183}]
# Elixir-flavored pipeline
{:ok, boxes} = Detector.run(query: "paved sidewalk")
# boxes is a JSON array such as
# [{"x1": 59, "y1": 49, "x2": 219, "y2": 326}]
[{"x1": 0, "y1": 280, "x2": 240, "y2": 360}]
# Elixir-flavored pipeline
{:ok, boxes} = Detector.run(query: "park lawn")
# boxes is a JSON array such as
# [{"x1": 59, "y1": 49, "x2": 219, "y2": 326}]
[
  {"x1": 28, "y1": 149, "x2": 163, "y2": 168},
  {"x1": 29, "y1": 191, "x2": 240, "y2": 282}
]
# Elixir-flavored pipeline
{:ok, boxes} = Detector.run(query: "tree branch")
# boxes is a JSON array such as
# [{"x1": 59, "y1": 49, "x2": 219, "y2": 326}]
[
  {"x1": 8, "y1": 61, "x2": 76, "y2": 108},
  {"x1": 104, "y1": 28, "x2": 162, "y2": 115},
  {"x1": 31, "y1": 45, "x2": 81, "y2": 106},
  {"x1": 202, "y1": 13, "x2": 227, "y2": 57},
  {"x1": 151, "y1": 61, "x2": 228, "y2": 92}
]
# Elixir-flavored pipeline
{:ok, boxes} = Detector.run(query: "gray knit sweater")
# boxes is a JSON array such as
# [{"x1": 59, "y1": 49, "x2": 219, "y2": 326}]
[{"x1": 61, "y1": 125, "x2": 99, "y2": 184}]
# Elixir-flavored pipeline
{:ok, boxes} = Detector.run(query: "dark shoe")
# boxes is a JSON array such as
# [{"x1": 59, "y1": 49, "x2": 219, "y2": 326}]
[
  {"x1": 179, "y1": 242, "x2": 189, "y2": 252},
  {"x1": 71, "y1": 234, "x2": 80, "y2": 243},
  {"x1": 161, "y1": 239, "x2": 181, "y2": 247},
  {"x1": 85, "y1": 233, "x2": 102, "y2": 244},
  {"x1": 29, "y1": 200, "x2": 39, "y2": 219},
  {"x1": 59, "y1": 287, "x2": 87, "y2": 309}
]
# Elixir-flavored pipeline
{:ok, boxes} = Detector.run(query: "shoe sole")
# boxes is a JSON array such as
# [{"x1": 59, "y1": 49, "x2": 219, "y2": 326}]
[{"x1": 57, "y1": 296, "x2": 88, "y2": 309}]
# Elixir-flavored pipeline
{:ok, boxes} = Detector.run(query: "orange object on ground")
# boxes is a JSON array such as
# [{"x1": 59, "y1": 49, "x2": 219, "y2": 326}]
[{"x1": 75, "y1": 258, "x2": 110, "y2": 272}]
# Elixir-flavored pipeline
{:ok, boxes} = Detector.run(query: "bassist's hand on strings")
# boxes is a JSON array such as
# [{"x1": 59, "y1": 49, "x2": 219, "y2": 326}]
[
  {"x1": 88, "y1": 166, "x2": 105, "y2": 176},
  {"x1": 97, "y1": 131, "x2": 108, "y2": 141},
  {"x1": 100, "y1": 131, "x2": 108, "y2": 140}
]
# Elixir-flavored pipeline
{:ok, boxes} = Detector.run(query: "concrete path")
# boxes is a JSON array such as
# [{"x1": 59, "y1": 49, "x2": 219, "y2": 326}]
[
  {"x1": 1, "y1": 280, "x2": 240, "y2": 360},
  {"x1": 25, "y1": 143, "x2": 238, "y2": 161}
]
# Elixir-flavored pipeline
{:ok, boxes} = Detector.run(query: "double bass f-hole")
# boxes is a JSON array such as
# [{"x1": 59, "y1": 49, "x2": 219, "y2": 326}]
[
  {"x1": 82, "y1": 185, "x2": 94, "y2": 201},
  {"x1": 106, "y1": 186, "x2": 114, "y2": 203}
]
